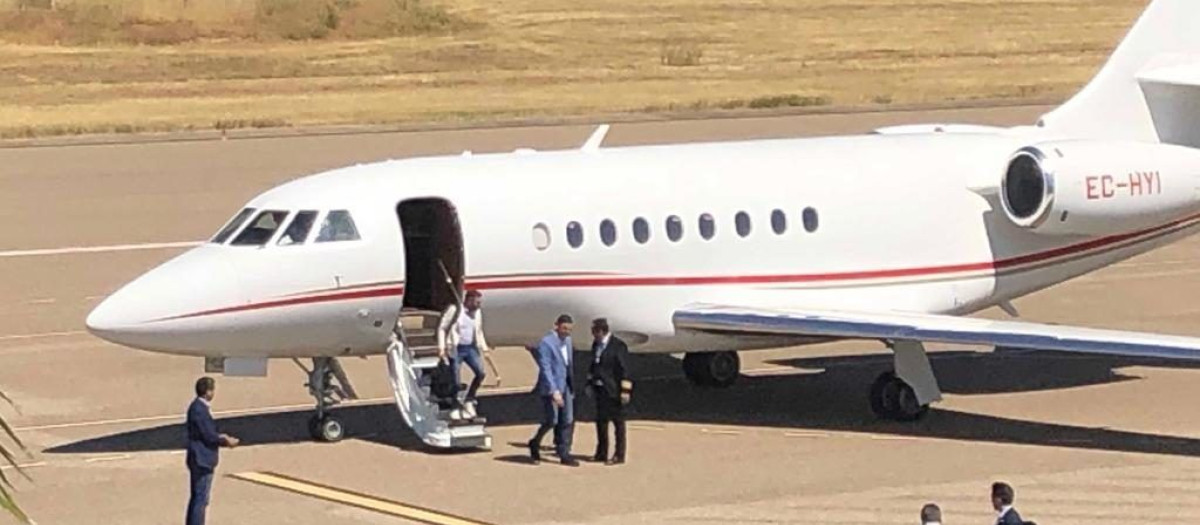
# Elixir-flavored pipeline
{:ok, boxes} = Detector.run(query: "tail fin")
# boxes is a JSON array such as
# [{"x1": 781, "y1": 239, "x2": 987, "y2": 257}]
[{"x1": 1038, "y1": 0, "x2": 1200, "y2": 147}]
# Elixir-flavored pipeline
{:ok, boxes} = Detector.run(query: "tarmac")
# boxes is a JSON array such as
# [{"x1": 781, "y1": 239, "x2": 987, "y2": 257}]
[{"x1": 2, "y1": 104, "x2": 1200, "y2": 524}]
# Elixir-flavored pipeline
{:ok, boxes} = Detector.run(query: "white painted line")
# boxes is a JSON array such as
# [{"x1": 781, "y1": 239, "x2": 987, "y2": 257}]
[
  {"x1": 0, "y1": 462, "x2": 47, "y2": 471},
  {"x1": 85, "y1": 454, "x2": 131, "y2": 463},
  {"x1": 27, "y1": 298, "x2": 56, "y2": 305},
  {"x1": 0, "y1": 330, "x2": 88, "y2": 342},
  {"x1": 628, "y1": 424, "x2": 665, "y2": 431},
  {"x1": 0, "y1": 241, "x2": 201, "y2": 259},
  {"x1": 16, "y1": 365, "x2": 807, "y2": 433},
  {"x1": 784, "y1": 431, "x2": 830, "y2": 439},
  {"x1": 700, "y1": 428, "x2": 742, "y2": 436},
  {"x1": 83, "y1": 295, "x2": 106, "y2": 301},
  {"x1": 14, "y1": 397, "x2": 382, "y2": 432}
]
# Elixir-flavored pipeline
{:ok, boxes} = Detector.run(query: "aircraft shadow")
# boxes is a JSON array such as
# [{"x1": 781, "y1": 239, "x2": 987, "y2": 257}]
[{"x1": 45, "y1": 350, "x2": 1200, "y2": 458}]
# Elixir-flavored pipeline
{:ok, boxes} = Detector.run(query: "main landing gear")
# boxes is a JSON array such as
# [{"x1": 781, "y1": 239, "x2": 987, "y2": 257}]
[
  {"x1": 867, "y1": 340, "x2": 942, "y2": 421},
  {"x1": 294, "y1": 357, "x2": 359, "y2": 442},
  {"x1": 682, "y1": 351, "x2": 740, "y2": 388}
]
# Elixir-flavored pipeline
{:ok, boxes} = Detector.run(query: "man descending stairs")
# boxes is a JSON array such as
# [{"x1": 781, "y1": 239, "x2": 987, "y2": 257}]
[{"x1": 385, "y1": 308, "x2": 491, "y2": 449}]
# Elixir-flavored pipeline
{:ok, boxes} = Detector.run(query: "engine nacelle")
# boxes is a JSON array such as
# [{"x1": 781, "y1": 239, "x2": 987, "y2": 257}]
[{"x1": 1000, "y1": 141, "x2": 1200, "y2": 235}]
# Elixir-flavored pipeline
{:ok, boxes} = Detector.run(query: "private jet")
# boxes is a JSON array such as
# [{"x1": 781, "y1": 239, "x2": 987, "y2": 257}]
[{"x1": 87, "y1": 0, "x2": 1200, "y2": 448}]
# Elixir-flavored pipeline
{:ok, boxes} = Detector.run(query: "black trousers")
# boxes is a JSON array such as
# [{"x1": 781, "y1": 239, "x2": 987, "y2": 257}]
[{"x1": 594, "y1": 395, "x2": 626, "y2": 460}]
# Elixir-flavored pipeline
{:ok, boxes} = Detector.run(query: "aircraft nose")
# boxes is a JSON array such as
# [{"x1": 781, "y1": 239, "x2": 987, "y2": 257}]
[{"x1": 86, "y1": 246, "x2": 243, "y2": 354}]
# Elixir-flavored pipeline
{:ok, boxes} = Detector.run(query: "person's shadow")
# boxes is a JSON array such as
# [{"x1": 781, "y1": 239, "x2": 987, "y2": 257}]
[{"x1": 44, "y1": 348, "x2": 1200, "y2": 458}]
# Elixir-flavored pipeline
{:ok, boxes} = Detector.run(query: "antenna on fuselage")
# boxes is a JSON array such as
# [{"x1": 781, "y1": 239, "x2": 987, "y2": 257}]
[{"x1": 581, "y1": 124, "x2": 610, "y2": 152}]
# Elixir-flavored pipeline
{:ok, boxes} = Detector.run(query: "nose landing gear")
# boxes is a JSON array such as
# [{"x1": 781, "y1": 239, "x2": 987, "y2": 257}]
[{"x1": 295, "y1": 357, "x2": 358, "y2": 442}]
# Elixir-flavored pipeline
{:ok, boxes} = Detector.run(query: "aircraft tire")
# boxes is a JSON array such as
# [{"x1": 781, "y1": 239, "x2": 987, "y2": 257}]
[
  {"x1": 315, "y1": 415, "x2": 345, "y2": 443},
  {"x1": 682, "y1": 351, "x2": 740, "y2": 388},
  {"x1": 869, "y1": 372, "x2": 928, "y2": 421}
]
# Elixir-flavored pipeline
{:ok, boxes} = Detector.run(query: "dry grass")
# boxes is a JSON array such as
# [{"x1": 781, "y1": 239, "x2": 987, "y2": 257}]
[{"x1": 0, "y1": 0, "x2": 1150, "y2": 138}]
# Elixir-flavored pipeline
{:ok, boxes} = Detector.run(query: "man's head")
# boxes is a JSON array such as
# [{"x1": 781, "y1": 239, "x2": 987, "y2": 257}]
[
  {"x1": 920, "y1": 503, "x2": 942, "y2": 524},
  {"x1": 554, "y1": 314, "x2": 574, "y2": 339},
  {"x1": 591, "y1": 318, "x2": 610, "y2": 341},
  {"x1": 991, "y1": 481, "x2": 1014, "y2": 511},
  {"x1": 195, "y1": 376, "x2": 216, "y2": 401},
  {"x1": 464, "y1": 289, "x2": 482, "y2": 311}
]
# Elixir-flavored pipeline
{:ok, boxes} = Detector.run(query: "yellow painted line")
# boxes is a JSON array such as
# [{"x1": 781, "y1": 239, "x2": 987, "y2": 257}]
[{"x1": 231, "y1": 471, "x2": 496, "y2": 525}]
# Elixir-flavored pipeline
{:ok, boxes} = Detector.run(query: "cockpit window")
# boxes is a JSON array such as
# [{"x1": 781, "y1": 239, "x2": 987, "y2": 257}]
[
  {"x1": 211, "y1": 208, "x2": 256, "y2": 244},
  {"x1": 316, "y1": 210, "x2": 360, "y2": 242},
  {"x1": 278, "y1": 210, "x2": 318, "y2": 246},
  {"x1": 231, "y1": 210, "x2": 288, "y2": 246}
]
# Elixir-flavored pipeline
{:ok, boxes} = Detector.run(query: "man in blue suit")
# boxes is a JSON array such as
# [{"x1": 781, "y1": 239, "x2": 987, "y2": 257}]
[
  {"x1": 186, "y1": 376, "x2": 239, "y2": 525},
  {"x1": 527, "y1": 314, "x2": 579, "y2": 466}
]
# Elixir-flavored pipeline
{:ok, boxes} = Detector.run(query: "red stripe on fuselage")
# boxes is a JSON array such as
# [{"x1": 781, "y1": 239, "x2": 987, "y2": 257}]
[{"x1": 156, "y1": 212, "x2": 1200, "y2": 322}]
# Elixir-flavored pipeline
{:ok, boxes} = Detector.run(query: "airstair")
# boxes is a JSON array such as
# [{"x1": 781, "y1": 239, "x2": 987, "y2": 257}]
[{"x1": 385, "y1": 308, "x2": 492, "y2": 449}]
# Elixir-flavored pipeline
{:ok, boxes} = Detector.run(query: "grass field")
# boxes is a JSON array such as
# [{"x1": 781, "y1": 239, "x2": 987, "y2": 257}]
[{"x1": 0, "y1": 0, "x2": 1149, "y2": 139}]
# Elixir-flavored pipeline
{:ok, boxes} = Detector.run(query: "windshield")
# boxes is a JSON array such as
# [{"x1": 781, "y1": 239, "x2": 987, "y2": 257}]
[
  {"x1": 211, "y1": 208, "x2": 256, "y2": 244},
  {"x1": 316, "y1": 210, "x2": 360, "y2": 242},
  {"x1": 278, "y1": 210, "x2": 318, "y2": 246},
  {"x1": 231, "y1": 210, "x2": 289, "y2": 246}
]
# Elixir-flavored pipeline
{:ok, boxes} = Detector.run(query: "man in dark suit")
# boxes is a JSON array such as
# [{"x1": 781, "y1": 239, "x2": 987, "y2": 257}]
[
  {"x1": 992, "y1": 481, "x2": 1025, "y2": 525},
  {"x1": 186, "y1": 377, "x2": 239, "y2": 525},
  {"x1": 587, "y1": 318, "x2": 630, "y2": 465},
  {"x1": 527, "y1": 314, "x2": 578, "y2": 466}
]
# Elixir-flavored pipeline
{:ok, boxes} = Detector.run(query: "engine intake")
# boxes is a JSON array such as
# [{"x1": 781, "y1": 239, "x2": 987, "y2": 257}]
[{"x1": 999, "y1": 141, "x2": 1200, "y2": 236}]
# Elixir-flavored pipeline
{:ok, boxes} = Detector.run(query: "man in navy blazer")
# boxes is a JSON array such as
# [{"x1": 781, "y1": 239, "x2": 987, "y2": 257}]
[
  {"x1": 186, "y1": 377, "x2": 239, "y2": 525},
  {"x1": 527, "y1": 314, "x2": 578, "y2": 466}
]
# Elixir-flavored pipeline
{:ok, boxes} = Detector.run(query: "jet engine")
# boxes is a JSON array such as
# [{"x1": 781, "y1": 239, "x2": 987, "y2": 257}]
[{"x1": 1000, "y1": 141, "x2": 1200, "y2": 235}]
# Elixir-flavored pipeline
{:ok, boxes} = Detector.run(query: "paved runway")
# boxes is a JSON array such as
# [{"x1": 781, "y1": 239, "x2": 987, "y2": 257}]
[{"x1": 4, "y1": 104, "x2": 1200, "y2": 524}]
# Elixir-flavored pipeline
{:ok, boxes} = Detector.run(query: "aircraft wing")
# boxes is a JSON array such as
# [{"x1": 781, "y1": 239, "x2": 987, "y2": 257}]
[{"x1": 673, "y1": 304, "x2": 1200, "y2": 361}]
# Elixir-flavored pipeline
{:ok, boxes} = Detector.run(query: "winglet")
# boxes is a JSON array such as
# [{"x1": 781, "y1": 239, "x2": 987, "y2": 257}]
[{"x1": 581, "y1": 124, "x2": 610, "y2": 152}]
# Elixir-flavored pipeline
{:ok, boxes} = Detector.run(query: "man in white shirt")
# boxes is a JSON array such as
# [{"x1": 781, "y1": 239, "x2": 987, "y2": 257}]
[
  {"x1": 438, "y1": 290, "x2": 496, "y2": 416},
  {"x1": 992, "y1": 482, "x2": 1024, "y2": 525}
]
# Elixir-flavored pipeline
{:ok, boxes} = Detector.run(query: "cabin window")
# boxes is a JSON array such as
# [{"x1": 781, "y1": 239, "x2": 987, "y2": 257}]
[
  {"x1": 771, "y1": 209, "x2": 787, "y2": 235},
  {"x1": 316, "y1": 210, "x2": 361, "y2": 242},
  {"x1": 802, "y1": 207, "x2": 819, "y2": 233},
  {"x1": 666, "y1": 215, "x2": 684, "y2": 242},
  {"x1": 600, "y1": 219, "x2": 617, "y2": 247},
  {"x1": 633, "y1": 217, "x2": 650, "y2": 244},
  {"x1": 735, "y1": 211, "x2": 752, "y2": 237},
  {"x1": 699, "y1": 213, "x2": 716, "y2": 240},
  {"x1": 278, "y1": 210, "x2": 318, "y2": 246},
  {"x1": 231, "y1": 210, "x2": 288, "y2": 246},
  {"x1": 532, "y1": 223, "x2": 551, "y2": 250},
  {"x1": 211, "y1": 207, "x2": 256, "y2": 244},
  {"x1": 567, "y1": 221, "x2": 584, "y2": 248}
]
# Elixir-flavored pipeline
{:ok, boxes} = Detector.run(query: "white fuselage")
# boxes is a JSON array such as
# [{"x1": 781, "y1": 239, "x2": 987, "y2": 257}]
[{"x1": 84, "y1": 132, "x2": 1200, "y2": 358}]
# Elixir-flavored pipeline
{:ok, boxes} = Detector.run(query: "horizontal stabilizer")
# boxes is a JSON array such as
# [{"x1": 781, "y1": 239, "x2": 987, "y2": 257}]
[{"x1": 1139, "y1": 61, "x2": 1200, "y2": 148}]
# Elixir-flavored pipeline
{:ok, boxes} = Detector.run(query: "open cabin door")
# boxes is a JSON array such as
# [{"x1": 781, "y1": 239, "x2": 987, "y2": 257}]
[
  {"x1": 397, "y1": 198, "x2": 465, "y2": 313},
  {"x1": 385, "y1": 198, "x2": 489, "y2": 449}
]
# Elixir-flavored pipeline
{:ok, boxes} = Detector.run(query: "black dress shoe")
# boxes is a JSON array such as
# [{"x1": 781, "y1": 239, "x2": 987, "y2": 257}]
[
  {"x1": 591, "y1": 454, "x2": 606, "y2": 463},
  {"x1": 606, "y1": 457, "x2": 625, "y2": 466},
  {"x1": 561, "y1": 457, "x2": 581, "y2": 467},
  {"x1": 527, "y1": 440, "x2": 541, "y2": 464}
]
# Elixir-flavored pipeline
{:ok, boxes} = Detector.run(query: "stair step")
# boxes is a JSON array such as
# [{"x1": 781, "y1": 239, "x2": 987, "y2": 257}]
[
  {"x1": 446, "y1": 417, "x2": 488, "y2": 427},
  {"x1": 411, "y1": 356, "x2": 440, "y2": 370},
  {"x1": 450, "y1": 432, "x2": 492, "y2": 450},
  {"x1": 411, "y1": 346, "x2": 440, "y2": 359}
]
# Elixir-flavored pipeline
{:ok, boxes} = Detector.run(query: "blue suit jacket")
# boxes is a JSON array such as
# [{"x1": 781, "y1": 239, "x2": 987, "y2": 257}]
[
  {"x1": 533, "y1": 331, "x2": 572, "y2": 397},
  {"x1": 186, "y1": 398, "x2": 221, "y2": 472}
]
